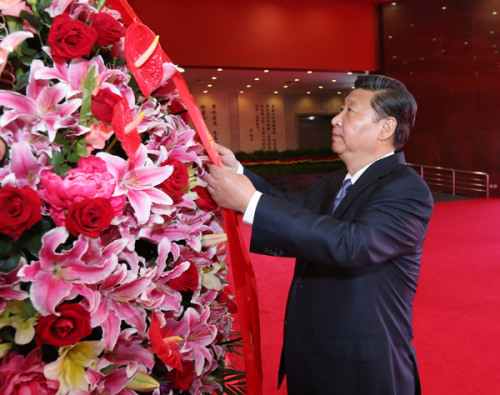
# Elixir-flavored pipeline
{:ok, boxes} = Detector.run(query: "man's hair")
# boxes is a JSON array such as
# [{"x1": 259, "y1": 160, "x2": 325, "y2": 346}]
[{"x1": 354, "y1": 74, "x2": 417, "y2": 150}]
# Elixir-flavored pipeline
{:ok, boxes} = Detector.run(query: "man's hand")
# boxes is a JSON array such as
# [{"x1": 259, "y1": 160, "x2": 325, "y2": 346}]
[
  {"x1": 215, "y1": 144, "x2": 239, "y2": 173},
  {"x1": 206, "y1": 165, "x2": 256, "y2": 213}
]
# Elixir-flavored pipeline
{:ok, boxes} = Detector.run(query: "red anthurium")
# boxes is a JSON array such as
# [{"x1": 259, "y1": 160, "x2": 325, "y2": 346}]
[
  {"x1": 111, "y1": 98, "x2": 142, "y2": 158},
  {"x1": 124, "y1": 22, "x2": 163, "y2": 98},
  {"x1": 149, "y1": 313, "x2": 183, "y2": 371}
]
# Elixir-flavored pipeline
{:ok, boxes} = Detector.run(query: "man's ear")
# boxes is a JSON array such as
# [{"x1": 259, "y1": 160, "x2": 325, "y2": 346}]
[{"x1": 378, "y1": 117, "x2": 397, "y2": 142}]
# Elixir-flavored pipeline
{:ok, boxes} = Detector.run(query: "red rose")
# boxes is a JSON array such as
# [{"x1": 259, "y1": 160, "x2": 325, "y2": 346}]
[
  {"x1": 89, "y1": 12, "x2": 126, "y2": 47},
  {"x1": 47, "y1": 13, "x2": 98, "y2": 63},
  {"x1": 91, "y1": 88, "x2": 122, "y2": 122},
  {"x1": 65, "y1": 197, "x2": 114, "y2": 238},
  {"x1": 217, "y1": 289, "x2": 238, "y2": 314},
  {"x1": 193, "y1": 186, "x2": 218, "y2": 211},
  {"x1": 35, "y1": 304, "x2": 92, "y2": 347},
  {"x1": 168, "y1": 262, "x2": 199, "y2": 292},
  {"x1": 167, "y1": 99, "x2": 189, "y2": 124},
  {"x1": 166, "y1": 360, "x2": 195, "y2": 391},
  {"x1": 0, "y1": 186, "x2": 42, "y2": 241},
  {"x1": 159, "y1": 159, "x2": 189, "y2": 199}
]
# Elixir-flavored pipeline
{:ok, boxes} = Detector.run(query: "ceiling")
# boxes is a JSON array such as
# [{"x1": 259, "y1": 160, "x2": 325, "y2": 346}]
[
  {"x1": 182, "y1": 67, "x2": 362, "y2": 96},
  {"x1": 178, "y1": 0, "x2": 389, "y2": 96}
]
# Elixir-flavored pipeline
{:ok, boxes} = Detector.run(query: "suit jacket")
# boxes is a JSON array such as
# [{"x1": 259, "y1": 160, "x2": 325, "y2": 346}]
[{"x1": 245, "y1": 152, "x2": 433, "y2": 395}]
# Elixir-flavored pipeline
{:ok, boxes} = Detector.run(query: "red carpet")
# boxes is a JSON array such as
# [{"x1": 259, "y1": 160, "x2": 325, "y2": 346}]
[{"x1": 229, "y1": 198, "x2": 500, "y2": 394}]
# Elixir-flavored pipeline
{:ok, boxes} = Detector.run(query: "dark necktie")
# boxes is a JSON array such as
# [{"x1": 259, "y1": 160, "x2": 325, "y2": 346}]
[{"x1": 332, "y1": 178, "x2": 352, "y2": 213}]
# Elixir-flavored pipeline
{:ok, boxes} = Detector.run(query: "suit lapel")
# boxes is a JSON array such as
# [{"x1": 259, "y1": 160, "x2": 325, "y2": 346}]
[{"x1": 332, "y1": 152, "x2": 406, "y2": 218}]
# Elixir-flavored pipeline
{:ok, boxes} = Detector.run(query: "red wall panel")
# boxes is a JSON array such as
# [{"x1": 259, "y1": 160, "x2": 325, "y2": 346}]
[
  {"x1": 381, "y1": 0, "x2": 500, "y2": 196},
  {"x1": 127, "y1": 0, "x2": 379, "y2": 71}
]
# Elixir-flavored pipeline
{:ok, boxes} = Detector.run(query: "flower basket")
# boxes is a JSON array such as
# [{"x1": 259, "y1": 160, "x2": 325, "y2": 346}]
[{"x1": 0, "y1": 1, "x2": 239, "y2": 393}]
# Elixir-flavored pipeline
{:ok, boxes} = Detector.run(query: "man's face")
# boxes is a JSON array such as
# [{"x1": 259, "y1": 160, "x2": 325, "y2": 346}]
[{"x1": 331, "y1": 88, "x2": 384, "y2": 163}]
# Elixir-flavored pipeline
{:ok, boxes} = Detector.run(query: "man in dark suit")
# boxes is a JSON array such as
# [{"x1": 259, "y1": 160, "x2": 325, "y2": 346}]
[{"x1": 207, "y1": 74, "x2": 434, "y2": 394}]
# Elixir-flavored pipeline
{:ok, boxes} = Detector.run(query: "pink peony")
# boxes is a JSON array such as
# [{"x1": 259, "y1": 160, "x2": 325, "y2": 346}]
[
  {"x1": 0, "y1": 347, "x2": 59, "y2": 393},
  {"x1": 39, "y1": 156, "x2": 125, "y2": 225}
]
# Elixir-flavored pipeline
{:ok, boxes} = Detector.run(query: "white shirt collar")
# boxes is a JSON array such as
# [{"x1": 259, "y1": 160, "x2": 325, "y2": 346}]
[{"x1": 344, "y1": 151, "x2": 395, "y2": 185}]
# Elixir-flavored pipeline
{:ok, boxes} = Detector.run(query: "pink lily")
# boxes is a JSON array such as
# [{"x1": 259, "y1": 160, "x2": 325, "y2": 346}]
[
  {"x1": 98, "y1": 328, "x2": 155, "y2": 371},
  {"x1": 0, "y1": 264, "x2": 29, "y2": 312},
  {"x1": 139, "y1": 254, "x2": 185, "y2": 312},
  {"x1": 90, "y1": 263, "x2": 154, "y2": 349},
  {"x1": 165, "y1": 307, "x2": 217, "y2": 375},
  {"x1": 45, "y1": 0, "x2": 74, "y2": 17},
  {"x1": 0, "y1": 31, "x2": 34, "y2": 74},
  {"x1": 8, "y1": 141, "x2": 44, "y2": 188},
  {"x1": 18, "y1": 227, "x2": 126, "y2": 315},
  {"x1": 35, "y1": 56, "x2": 135, "y2": 106},
  {"x1": 97, "y1": 145, "x2": 173, "y2": 224},
  {"x1": 0, "y1": 60, "x2": 81, "y2": 142}
]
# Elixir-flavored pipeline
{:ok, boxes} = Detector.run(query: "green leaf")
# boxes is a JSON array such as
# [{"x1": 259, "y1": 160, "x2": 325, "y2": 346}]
[
  {"x1": 67, "y1": 152, "x2": 82, "y2": 164},
  {"x1": 0, "y1": 236, "x2": 18, "y2": 259},
  {"x1": 24, "y1": 234, "x2": 42, "y2": 258},
  {"x1": 39, "y1": 0, "x2": 54, "y2": 8},
  {"x1": 51, "y1": 164, "x2": 72, "y2": 178},
  {"x1": 75, "y1": 138, "x2": 89, "y2": 158},
  {"x1": 46, "y1": 150, "x2": 65, "y2": 166},
  {"x1": 19, "y1": 10, "x2": 43, "y2": 31},
  {"x1": 0, "y1": 256, "x2": 20, "y2": 273},
  {"x1": 23, "y1": 299, "x2": 37, "y2": 320},
  {"x1": 14, "y1": 71, "x2": 30, "y2": 92},
  {"x1": 54, "y1": 133, "x2": 66, "y2": 145},
  {"x1": 80, "y1": 66, "x2": 97, "y2": 122},
  {"x1": 94, "y1": 0, "x2": 108, "y2": 12}
]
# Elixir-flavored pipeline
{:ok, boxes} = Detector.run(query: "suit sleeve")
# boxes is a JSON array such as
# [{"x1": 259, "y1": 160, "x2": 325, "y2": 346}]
[
  {"x1": 249, "y1": 170, "x2": 434, "y2": 268},
  {"x1": 243, "y1": 167, "x2": 309, "y2": 206}
]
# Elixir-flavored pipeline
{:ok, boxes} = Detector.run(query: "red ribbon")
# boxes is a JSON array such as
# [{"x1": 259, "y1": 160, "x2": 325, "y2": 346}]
[{"x1": 106, "y1": 1, "x2": 263, "y2": 393}]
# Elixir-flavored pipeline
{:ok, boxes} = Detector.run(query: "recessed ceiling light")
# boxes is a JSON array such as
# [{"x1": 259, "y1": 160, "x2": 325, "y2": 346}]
[
  {"x1": 337, "y1": 91, "x2": 342, "y2": 95},
  {"x1": 217, "y1": 68, "x2": 223, "y2": 71},
  {"x1": 294, "y1": 78, "x2": 300, "y2": 82},
  {"x1": 318, "y1": 86, "x2": 324, "y2": 89},
  {"x1": 274, "y1": 91, "x2": 279, "y2": 94},
  {"x1": 307, "y1": 71, "x2": 313, "y2": 74},
  {"x1": 347, "y1": 71, "x2": 353, "y2": 75},
  {"x1": 254, "y1": 77, "x2": 260, "y2": 81},
  {"x1": 211, "y1": 76, "x2": 217, "y2": 80},
  {"x1": 246, "y1": 84, "x2": 252, "y2": 88},
  {"x1": 442, "y1": 6, "x2": 447, "y2": 10},
  {"x1": 283, "y1": 85, "x2": 289, "y2": 88},
  {"x1": 203, "y1": 90, "x2": 208, "y2": 93},
  {"x1": 207, "y1": 84, "x2": 213, "y2": 87},
  {"x1": 264, "y1": 69, "x2": 270, "y2": 73},
  {"x1": 307, "y1": 91, "x2": 311, "y2": 95},
  {"x1": 240, "y1": 90, "x2": 244, "y2": 94},
  {"x1": 331, "y1": 79, "x2": 337, "y2": 82}
]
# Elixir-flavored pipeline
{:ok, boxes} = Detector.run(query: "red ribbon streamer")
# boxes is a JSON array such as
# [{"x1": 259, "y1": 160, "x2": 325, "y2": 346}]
[{"x1": 106, "y1": 1, "x2": 263, "y2": 393}]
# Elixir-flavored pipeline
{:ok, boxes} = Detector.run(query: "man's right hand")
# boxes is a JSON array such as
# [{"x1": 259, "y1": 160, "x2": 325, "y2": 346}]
[{"x1": 215, "y1": 144, "x2": 239, "y2": 173}]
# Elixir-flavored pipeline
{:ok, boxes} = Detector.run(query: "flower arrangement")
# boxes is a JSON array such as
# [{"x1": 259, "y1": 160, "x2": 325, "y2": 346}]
[{"x1": 0, "y1": 0, "x2": 238, "y2": 393}]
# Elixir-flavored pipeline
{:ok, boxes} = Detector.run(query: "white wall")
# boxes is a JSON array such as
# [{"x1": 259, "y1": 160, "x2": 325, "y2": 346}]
[{"x1": 193, "y1": 92, "x2": 345, "y2": 152}]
